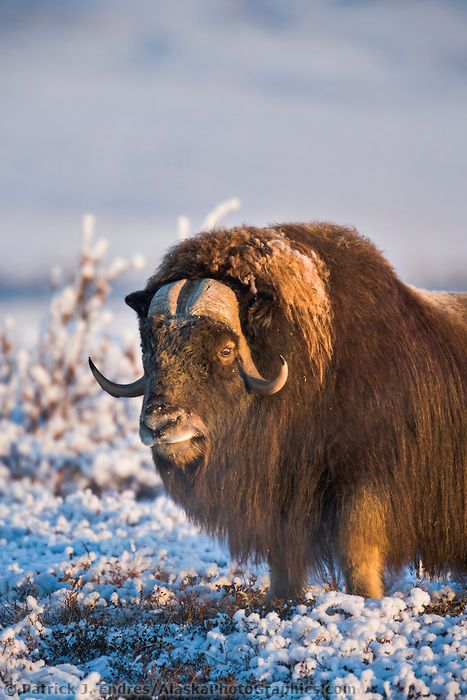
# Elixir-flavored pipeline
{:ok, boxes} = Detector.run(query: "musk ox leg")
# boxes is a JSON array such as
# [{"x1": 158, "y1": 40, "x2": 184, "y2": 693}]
[
  {"x1": 267, "y1": 554, "x2": 306, "y2": 600},
  {"x1": 339, "y1": 489, "x2": 387, "y2": 598},
  {"x1": 341, "y1": 544, "x2": 385, "y2": 599}
]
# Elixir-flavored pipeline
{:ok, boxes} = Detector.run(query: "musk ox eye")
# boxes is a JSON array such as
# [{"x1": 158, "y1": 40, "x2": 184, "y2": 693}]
[{"x1": 218, "y1": 344, "x2": 235, "y2": 362}]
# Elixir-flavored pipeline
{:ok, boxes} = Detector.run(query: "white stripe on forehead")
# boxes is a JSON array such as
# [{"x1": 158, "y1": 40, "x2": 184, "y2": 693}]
[{"x1": 147, "y1": 278, "x2": 242, "y2": 335}]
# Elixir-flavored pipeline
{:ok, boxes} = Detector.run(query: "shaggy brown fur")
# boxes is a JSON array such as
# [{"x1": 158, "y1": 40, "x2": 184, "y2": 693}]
[{"x1": 127, "y1": 223, "x2": 466, "y2": 598}]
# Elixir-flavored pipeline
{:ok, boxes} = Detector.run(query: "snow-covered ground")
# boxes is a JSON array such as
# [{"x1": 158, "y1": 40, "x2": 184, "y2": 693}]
[
  {"x1": 0, "y1": 217, "x2": 465, "y2": 699},
  {"x1": 1, "y1": 481, "x2": 466, "y2": 699}
]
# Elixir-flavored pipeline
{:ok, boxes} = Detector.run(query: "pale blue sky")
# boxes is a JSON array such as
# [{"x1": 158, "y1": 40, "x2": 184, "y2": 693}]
[{"x1": 1, "y1": 0, "x2": 466, "y2": 289}]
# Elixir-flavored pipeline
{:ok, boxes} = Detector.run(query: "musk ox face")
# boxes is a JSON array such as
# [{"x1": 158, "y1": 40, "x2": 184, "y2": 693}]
[
  {"x1": 89, "y1": 277, "x2": 288, "y2": 473},
  {"x1": 138, "y1": 315, "x2": 250, "y2": 471}
]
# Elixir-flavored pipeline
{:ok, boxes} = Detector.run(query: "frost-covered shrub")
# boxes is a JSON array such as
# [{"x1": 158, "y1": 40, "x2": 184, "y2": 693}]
[
  {"x1": 0, "y1": 215, "x2": 152, "y2": 494},
  {"x1": 2, "y1": 215, "x2": 145, "y2": 430}
]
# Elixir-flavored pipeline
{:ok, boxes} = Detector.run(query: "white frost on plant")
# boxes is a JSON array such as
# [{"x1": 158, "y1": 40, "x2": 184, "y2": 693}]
[
  {"x1": 177, "y1": 197, "x2": 241, "y2": 241},
  {"x1": 81, "y1": 213, "x2": 96, "y2": 253},
  {"x1": 177, "y1": 214, "x2": 191, "y2": 240},
  {"x1": 202, "y1": 197, "x2": 241, "y2": 230}
]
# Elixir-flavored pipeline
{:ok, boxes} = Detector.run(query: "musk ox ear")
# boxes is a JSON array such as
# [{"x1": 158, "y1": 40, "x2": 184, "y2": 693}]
[{"x1": 125, "y1": 289, "x2": 151, "y2": 317}]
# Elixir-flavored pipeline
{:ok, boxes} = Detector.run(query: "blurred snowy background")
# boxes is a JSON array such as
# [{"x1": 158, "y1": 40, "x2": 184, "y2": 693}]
[{"x1": 1, "y1": 0, "x2": 467, "y2": 341}]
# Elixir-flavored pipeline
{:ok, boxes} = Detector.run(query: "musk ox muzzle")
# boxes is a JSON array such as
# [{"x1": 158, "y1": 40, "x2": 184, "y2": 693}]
[
  {"x1": 89, "y1": 278, "x2": 288, "y2": 400},
  {"x1": 139, "y1": 402, "x2": 206, "y2": 450}
]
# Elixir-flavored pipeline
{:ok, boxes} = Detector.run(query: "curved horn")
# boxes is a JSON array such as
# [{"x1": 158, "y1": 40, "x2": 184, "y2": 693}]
[
  {"x1": 240, "y1": 354, "x2": 288, "y2": 396},
  {"x1": 88, "y1": 357, "x2": 146, "y2": 398}
]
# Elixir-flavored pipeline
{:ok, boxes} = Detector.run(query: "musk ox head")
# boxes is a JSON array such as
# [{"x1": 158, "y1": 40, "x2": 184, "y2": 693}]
[
  {"x1": 89, "y1": 226, "x2": 335, "y2": 484},
  {"x1": 89, "y1": 277, "x2": 287, "y2": 471}
]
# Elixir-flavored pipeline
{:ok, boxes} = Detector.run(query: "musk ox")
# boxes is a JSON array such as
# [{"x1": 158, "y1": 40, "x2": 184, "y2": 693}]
[{"x1": 89, "y1": 223, "x2": 466, "y2": 599}]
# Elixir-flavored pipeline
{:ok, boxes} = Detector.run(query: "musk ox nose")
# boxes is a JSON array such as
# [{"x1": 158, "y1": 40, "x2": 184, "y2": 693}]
[
  {"x1": 142, "y1": 407, "x2": 172, "y2": 432},
  {"x1": 139, "y1": 408, "x2": 198, "y2": 447}
]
